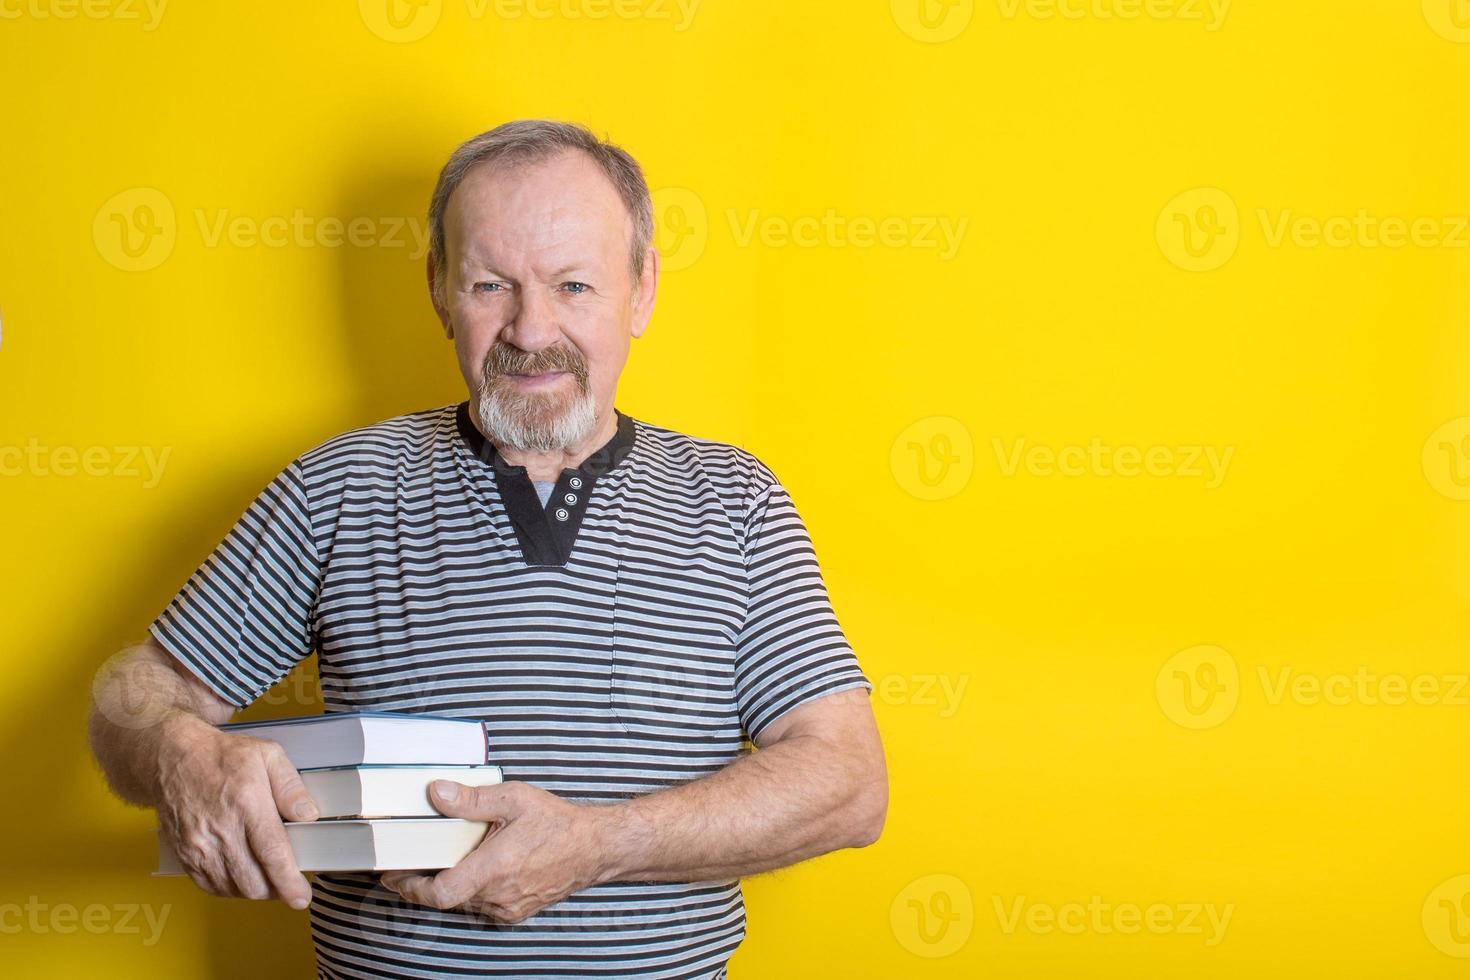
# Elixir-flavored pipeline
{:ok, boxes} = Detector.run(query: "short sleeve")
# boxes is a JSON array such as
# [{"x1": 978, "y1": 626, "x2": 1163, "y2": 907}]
[
  {"x1": 149, "y1": 459, "x2": 322, "y2": 709},
  {"x1": 734, "y1": 482, "x2": 871, "y2": 742}
]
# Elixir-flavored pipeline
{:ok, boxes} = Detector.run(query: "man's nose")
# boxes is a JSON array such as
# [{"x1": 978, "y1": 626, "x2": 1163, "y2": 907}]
[{"x1": 502, "y1": 287, "x2": 561, "y2": 353}]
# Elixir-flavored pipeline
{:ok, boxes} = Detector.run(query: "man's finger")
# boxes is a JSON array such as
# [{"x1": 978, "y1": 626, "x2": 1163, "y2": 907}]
[
  {"x1": 262, "y1": 745, "x2": 320, "y2": 823},
  {"x1": 387, "y1": 863, "x2": 486, "y2": 911},
  {"x1": 429, "y1": 841, "x2": 503, "y2": 908},
  {"x1": 186, "y1": 859, "x2": 234, "y2": 898},
  {"x1": 384, "y1": 833, "x2": 500, "y2": 911},
  {"x1": 244, "y1": 808, "x2": 312, "y2": 909},
  {"x1": 220, "y1": 835, "x2": 272, "y2": 901},
  {"x1": 174, "y1": 827, "x2": 235, "y2": 897},
  {"x1": 379, "y1": 872, "x2": 426, "y2": 895}
]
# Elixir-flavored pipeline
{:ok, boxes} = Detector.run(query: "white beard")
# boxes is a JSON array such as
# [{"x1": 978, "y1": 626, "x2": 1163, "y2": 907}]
[{"x1": 476, "y1": 379, "x2": 599, "y2": 454}]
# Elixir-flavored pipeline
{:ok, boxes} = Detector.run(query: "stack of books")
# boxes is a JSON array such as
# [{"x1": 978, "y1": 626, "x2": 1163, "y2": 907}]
[{"x1": 155, "y1": 711, "x2": 501, "y2": 874}]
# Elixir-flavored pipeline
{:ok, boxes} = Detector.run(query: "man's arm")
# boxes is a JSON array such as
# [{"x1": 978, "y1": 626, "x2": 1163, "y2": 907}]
[
  {"x1": 598, "y1": 687, "x2": 887, "y2": 879},
  {"x1": 88, "y1": 639, "x2": 320, "y2": 908},
  {"x1": 89, "y1": 639, "x2": 236, "y2": 804},
  {"x1": 381, "y1": 687, "x2": 887, "y2": 922}
]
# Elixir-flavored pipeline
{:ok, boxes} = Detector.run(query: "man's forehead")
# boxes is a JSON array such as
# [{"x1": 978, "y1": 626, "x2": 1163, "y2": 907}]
[{"x1": 445, "y1": 152, "x2": 630, "y2": 257}]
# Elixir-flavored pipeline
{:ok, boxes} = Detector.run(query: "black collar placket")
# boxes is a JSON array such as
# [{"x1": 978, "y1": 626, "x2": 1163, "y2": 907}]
[{"x1": 455, "y1": 401, "x2": 637, "y2": 567}]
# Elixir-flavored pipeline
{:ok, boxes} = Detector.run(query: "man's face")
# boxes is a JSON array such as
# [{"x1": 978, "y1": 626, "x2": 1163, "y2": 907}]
[{"x1": 432, "y1": 149, "x2": 656, "y2": 452}]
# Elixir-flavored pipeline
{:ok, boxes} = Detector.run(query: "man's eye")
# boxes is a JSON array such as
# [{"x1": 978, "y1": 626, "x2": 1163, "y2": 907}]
[
  {"x1": 472, "y1": 282, "x2": 505, "y2": 293},
  {"x1": 562, "y1": 282, "x2": 589, "y2": 294}
]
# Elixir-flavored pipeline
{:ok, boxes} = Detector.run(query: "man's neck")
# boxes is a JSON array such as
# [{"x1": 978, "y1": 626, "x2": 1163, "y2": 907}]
[{"x1": 486, "y1": 407, "x2": 619, "y2": 483}]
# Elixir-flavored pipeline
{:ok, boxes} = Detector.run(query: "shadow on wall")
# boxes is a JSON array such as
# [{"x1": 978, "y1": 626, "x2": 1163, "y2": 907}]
[
  {"x1": 330, "y1": 159, "x2": 467, "y2": 426},
  {"x1": 16, "y1": 145, "x2": 473, "y2": 976}
]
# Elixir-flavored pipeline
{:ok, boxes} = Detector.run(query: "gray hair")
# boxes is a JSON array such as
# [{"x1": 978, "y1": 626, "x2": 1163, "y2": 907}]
[{"x1": 427, "y1": 119, "x2": 654, "y2": 308}]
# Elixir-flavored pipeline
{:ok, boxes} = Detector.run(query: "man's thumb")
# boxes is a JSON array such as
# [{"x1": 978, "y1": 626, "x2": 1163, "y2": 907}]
[{"x1": 429, "y1": 779, "x2": 509, "y2": 820}]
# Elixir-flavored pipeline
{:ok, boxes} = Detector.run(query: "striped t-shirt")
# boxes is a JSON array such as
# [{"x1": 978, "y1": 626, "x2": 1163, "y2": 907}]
[{"x1": 149, "y1": 402, "x2": 871, "y2": 980}]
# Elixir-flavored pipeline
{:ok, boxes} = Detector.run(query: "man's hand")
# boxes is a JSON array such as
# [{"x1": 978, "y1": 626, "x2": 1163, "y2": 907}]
[
  {"x1": 380, "y1": 780, "x2": 609, "y2": 923},
  {"x1": 153, "y1": 712, "x2": 319, "y2": 909}
]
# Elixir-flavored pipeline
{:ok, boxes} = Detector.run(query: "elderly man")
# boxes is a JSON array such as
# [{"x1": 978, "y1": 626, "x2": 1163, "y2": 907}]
[{"x1": 89, "y1": 119, "x2": 887, "y2": 979}]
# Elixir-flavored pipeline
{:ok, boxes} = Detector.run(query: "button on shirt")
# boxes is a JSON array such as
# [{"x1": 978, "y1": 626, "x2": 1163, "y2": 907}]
[{"x1": 148, "y1": 402, "x2": 871, "y2": 980}]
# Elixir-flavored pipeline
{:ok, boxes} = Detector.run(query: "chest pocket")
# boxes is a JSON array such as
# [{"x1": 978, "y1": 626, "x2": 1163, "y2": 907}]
[{"x1": 609, "y1": 555, "x2": 743, "y2": 738}]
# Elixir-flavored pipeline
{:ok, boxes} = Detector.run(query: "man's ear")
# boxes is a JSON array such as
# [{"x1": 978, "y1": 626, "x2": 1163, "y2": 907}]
[
  {"x1": 629, "y1": 246, "x2": 660, "y2": 340},
  {"x1": 428, "y1": 256, "x2": 453, "y2": 339}
]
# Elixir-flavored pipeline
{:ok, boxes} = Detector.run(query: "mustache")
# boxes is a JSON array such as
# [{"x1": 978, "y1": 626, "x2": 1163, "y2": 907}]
[{"x1": 482, "y1": 343, "x2": 589, "y2": 387}]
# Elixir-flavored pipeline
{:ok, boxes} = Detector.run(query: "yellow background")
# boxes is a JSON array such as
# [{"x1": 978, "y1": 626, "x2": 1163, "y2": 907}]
[{"x1": 3, "y1": 0, "x2": 1470, "y2": 975}]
